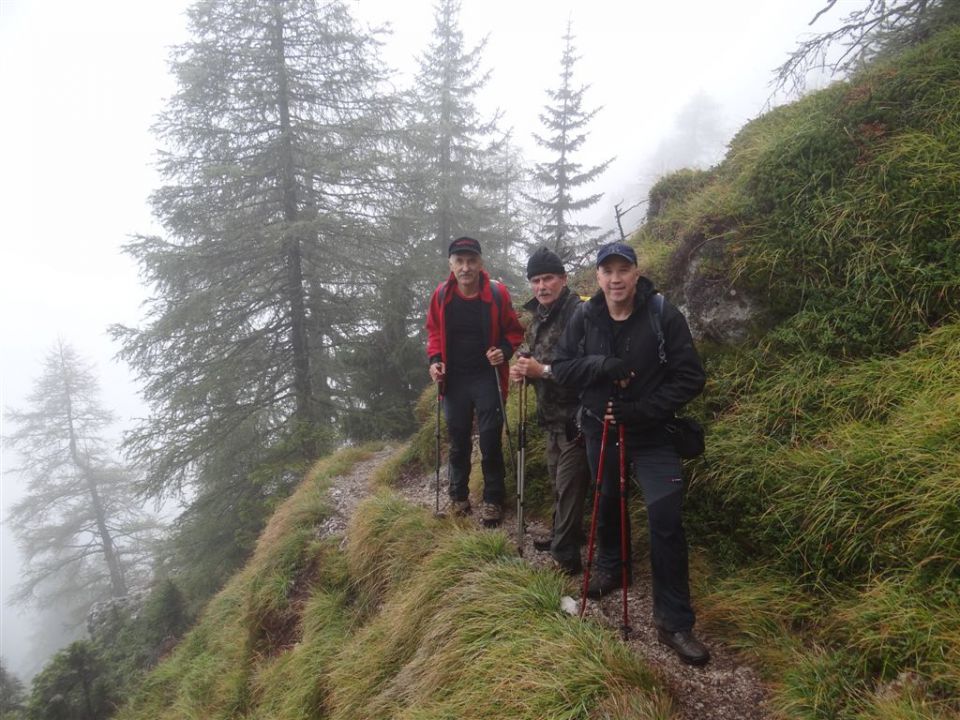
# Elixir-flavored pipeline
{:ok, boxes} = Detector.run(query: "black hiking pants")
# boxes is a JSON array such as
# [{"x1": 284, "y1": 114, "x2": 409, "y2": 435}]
[
  {"x1": 585, "y1": 435, "x2": 696, "y2": 633},
  {"x1": 443, "y1": 369, "x2": 506, "y2": 506}
]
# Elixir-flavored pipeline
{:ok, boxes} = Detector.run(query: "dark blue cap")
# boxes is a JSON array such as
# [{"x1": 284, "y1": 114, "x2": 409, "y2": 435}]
[
  {"x1": 448, "y1": 236, "x2": 481, "y2": 256},
  {"x1": 596, "y1": 241, "x2": 637, "y2": 267}
]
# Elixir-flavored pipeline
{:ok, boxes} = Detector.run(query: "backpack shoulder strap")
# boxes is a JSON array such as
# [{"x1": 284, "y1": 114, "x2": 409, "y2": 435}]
[
  {"x1": 490, "y1": 279, "x2": 503, "y2": 313},
  {"x1": 647, "y1": 293, "x2": 667, "y2": 365}
]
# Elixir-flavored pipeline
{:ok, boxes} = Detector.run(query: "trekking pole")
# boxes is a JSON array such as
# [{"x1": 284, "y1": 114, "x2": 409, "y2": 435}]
[
  {"x1": 516, "y1": 352, "x2": 531, "y2": 555},
  {"x1": 580, "y1": 415, "x2": 610, "y2": 618},
  {"x1": 434, "y1": 382, "x2": 446, "y2": 519},
  {"x1": 618, "y1": 421, "x2": 631, "y2": 640},
  {"x1": 493, "y1": 364, "x2": 517, "y2": 482}
]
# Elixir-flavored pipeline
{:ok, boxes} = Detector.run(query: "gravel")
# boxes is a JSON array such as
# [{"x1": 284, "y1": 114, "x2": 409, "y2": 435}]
[{"x1": 322, "y1": 446, "x2": 775, "y2": 719}]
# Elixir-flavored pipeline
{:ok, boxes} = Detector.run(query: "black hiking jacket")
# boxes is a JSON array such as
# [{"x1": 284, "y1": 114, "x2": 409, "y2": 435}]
[{"x1": 552, "y1": 277, "x2": 706, "y2": 446}]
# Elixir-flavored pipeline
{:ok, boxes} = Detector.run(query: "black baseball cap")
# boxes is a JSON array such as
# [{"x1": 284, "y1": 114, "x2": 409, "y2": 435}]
[
  {"x1": 596, "y1": 241, "x2": 637, "y2": 266},
  {"x1": 448, "y1": 236, "x2": 482, "y2": 256}
]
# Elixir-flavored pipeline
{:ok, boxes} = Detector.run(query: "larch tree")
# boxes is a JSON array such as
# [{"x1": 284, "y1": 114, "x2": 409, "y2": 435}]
[
  {"x1": 112, "y1": 0, "x2": 391, "y2": 502},
  {"x1": 4, "y1": 341, "x2": 157, "y2": 613},
  {"x1": 525, "y1": 21, "x2": 613, "y2": 270},
  {"x1": 777, "y1": 0, "x2": 960, "y2": 93}
]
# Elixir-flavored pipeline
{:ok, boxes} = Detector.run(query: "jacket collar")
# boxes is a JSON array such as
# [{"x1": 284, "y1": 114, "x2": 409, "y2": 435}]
[{"x1": 444, "y1": 269, "x2": 494, "y2": 301}]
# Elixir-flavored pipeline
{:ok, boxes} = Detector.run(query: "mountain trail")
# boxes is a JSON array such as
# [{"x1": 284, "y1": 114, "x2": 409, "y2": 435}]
[{"x1": 324, "y1": 444, "x2": 773, "y2": 720}]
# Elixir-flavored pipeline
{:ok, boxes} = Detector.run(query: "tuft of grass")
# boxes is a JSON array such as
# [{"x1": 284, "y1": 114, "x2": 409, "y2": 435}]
[
  {"x1": 116, "y1": 445, "x2": 378, "y2": 719},
  {"x1": 853, "y1": 685, "x2": 958, "y2": 720},
  {"x1": 345, "y1": 490, "x2": 448, "y2": 615},
  {"x1": 774, "y1": 647, "x2": 867, "y2": 720},
  {"x1": 588, "y1": 689, "x2": 675, "y2": 720},
  {"x1": 116, "y1": 583, "x2": 254, "y2": 719},
  {"x1": 831, "y1": 575, "x2": 960, "y2": 702},
  {"x1": 330, "y1": 495, "x2": 668, "y2": 719},
  {"x1": 691, "y1": 322, "x2": 960, "y2": 583},
  {"x1": 248, "y1": 588, "x2": 352, "y2": 719},
  {"x1": 696, "y1": 568, "x2": 822, "y2": 672}
]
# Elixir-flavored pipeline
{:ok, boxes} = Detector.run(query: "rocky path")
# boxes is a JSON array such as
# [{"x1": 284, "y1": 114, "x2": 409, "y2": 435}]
[
  {"x1": 324, "y1": 445, "x2": 774, "y2": 720},
  {"x1": 316, "y1": 447, "x2": 397, "y2": 545}
]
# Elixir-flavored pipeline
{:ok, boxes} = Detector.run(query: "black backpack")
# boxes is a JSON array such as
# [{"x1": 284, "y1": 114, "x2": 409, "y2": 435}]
[{"x1": 648, "y1": 293, "x2": 706, "y2": 459}]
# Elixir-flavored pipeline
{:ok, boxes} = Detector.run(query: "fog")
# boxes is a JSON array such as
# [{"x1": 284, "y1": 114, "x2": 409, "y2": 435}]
[{"x1": 0, "y1": 0, "x2": 829, "y2": 680}]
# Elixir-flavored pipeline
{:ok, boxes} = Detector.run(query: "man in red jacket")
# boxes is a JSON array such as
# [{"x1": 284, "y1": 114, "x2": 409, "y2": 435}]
[{"x1": 426, "y1": 236, "x2": 524, "y2": 526}]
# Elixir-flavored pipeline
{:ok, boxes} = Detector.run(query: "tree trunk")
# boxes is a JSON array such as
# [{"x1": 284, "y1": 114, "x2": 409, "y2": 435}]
[
  {"x1": 272, "y1": 2, "x2": 317, "y2": 442},
  {"x1": 59, "y1": 346, "x2": 127, "y2": 598}
]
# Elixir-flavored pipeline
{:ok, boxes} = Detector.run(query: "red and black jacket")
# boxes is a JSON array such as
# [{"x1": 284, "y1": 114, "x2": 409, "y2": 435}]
[{"x1": 425, "y1": 270, "x2": 524, "y2": 399}]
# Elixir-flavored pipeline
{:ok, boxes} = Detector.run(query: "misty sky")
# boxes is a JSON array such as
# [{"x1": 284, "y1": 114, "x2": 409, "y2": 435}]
[{"x1": 0, "y1": 0, "x2": 830, "y2": 678}]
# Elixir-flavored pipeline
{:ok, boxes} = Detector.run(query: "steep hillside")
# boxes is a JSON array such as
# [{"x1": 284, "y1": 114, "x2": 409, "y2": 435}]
[
  {"x1": 116, "y1": 445, "x2": 676, "y2": 720},
  {"x1": 635, "y1": 24, "x2": 960, "y2": 720},
  {"x1": 118, "y1": 26, "x2": 959, "y2": 720}
]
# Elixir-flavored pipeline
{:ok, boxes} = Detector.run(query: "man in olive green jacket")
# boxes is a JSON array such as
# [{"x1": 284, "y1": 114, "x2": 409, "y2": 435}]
[{"x1": 510, "y1": 247, "x2": 589, "y2": 574}]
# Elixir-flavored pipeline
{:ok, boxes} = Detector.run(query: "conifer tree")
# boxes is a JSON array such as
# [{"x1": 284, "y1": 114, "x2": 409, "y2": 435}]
[
  {"x1": 337, "y1": 0, "x2": 527, "y2": 441},
  {"x1": 25, "y1": 642, "x2": 114, "y2": 720},
  {"x1": 777, "y1": 0, "x2": 960, "y2": 93},
  {"x1": 526, "y1": 21, "x2": 613, "y2": 269},
  {"x1": 0, "y1": 660, "x2": 26, "y2": 718},
  {"x1": 113, "y1": 0, "x2": 391, "y2": 498},
  {"x1": 404, "y1": 0, "x2": 520, "y2": 276},
  {"x1": 4, "y1": 341, "x2": 157, "y2": 611}
]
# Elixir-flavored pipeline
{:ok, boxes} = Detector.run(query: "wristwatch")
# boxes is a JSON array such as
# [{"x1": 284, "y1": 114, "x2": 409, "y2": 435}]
[{"x1": 541, "y1": 364, "x2": 553, "y2": 380}]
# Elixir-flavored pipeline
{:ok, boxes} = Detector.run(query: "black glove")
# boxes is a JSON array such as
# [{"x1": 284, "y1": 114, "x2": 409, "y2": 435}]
[
  {"x1": 601, "y1": 357, "x2": 631, "y2": 381},
  {"x1": 609, "y1": 398, "x2": 645, "y2": 424}
]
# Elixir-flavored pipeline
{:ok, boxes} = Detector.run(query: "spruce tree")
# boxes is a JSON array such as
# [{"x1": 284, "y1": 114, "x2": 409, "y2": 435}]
[
  {"x1": 113, "y1": 0, "x2": 391, "y2": 498},
  {"x1": 25, "y1": 642, "x2": 114, "y2": 720},
  {"x1": 338, "y1": 0, "x2": 528, "y2": 440},
  {"x1": 404, "y1": 0, "x2": 521, "y2": 278},
  {"x1": 4, "y1": 341, "x2": 157, "y2": 611},
  {"x1": 0, "y1": 660, "x2": 26, "y2": 718},
  {"x1": 526, "y1": 21, "x2": 613, "y2": 269}
]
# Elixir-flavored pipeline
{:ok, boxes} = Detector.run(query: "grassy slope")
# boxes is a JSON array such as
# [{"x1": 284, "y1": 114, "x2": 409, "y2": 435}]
[
  {"x1": 117, "y1": 447, "x2": 673, "y2": 720},
  {"x1": 118, "y1": 27, "x2": 959, "y2": 720},
  {"x1": 637, "y1": 26, "x2": 960, "y2": 720}
]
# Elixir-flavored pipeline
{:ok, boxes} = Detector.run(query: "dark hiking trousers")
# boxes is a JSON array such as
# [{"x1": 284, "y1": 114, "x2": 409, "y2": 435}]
[
  {"x1": 544, "y1": 428, "x2": 589, "y2": 566},
  {"x1": 443, "y1": 368, "x2": 506, "y2": 505},
  {"x1": 585, "y1": 435, "x2": 696, "y2": 633}
]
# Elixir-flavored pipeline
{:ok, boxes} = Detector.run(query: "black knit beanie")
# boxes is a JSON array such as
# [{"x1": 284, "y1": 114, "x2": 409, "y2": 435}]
[{"x1": 526, "y1": 247, "x2": 565, "y2": 279}]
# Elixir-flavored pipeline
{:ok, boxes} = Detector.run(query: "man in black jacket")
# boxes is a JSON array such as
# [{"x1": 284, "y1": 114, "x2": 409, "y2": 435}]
[
  {"x1": 552, "y1": 241, "x2": 710, "y2": 666},
  {"x1": 509, "y1": 247, "x2": 589, "y2": 575}
]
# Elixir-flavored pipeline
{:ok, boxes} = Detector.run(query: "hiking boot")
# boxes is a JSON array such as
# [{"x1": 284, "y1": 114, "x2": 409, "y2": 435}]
[
  {"x1": 551, "y1": 554, "x2": 582, "y2": 576},
  {"x1": 480, "y1": 502, "x2": 503, "y2": 527},
  {"x1": 451, "y1": 498, "x2": 472, "y2": 517},
  {"x1": 585, "y1": 571, "x2": 621, "y2": 599},
  {"x1": 532, "y1": 535, "x2": 553, "y2": 552},
  {"x1": 657, "y1": 629, "x2": 711, "y2": 666}
]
